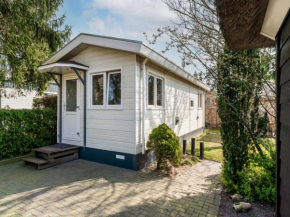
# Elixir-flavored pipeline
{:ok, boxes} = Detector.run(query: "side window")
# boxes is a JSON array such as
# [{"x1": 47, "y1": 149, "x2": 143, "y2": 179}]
[
  {"x1": 148, "y1": 75, "x2": 155, "y2": 105},
  {"x1": 190, "y1": 99, "x2": 194, "y2": 108},
  {"x1": 198, "y1": 93, "x2": 202, "y2": 108},
  {"x1": 147, "y1": 74, "x2": 164, "y2": 107},
  {"x1": 92, "y1": 74, "x2": 104, "y2": 105},
  {"x1": 156, "y1": 78, "x2": 163, "y2": 106},
  {"x1": 90, "y1": 70, "x2": 122, "y2": 108},
  {"x1": 107, "y1": 72, "x2": 121, "y2": 105}
]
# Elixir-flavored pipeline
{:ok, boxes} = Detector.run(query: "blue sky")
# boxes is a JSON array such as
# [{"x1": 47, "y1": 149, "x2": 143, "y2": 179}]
[{"x1": 57, "y1": 0, "x2": 197, "y2": 73}]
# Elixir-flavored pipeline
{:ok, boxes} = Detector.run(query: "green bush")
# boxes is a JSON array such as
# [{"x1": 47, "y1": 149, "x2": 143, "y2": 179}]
[
  {"x1": 0, "y1": 109, "x2": 57, "y2": 160},
  {"x1": 222, "y1": 139, "x2": 276, "y2": 203},
  {"x1": 147, "y1": 123, "x2": 182, "y2": 169},
  {"x1": 33, "y1": 95, "x2": 57, "y2": 110}
]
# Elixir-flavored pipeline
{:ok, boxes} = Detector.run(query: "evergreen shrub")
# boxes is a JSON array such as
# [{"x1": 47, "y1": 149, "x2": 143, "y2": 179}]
[
  {"x1": 147, "y1": 124, "x2": 182, "y2": 169},
  {"x1": 0, "y1": 109, "x2": 57, "y2": 160}
]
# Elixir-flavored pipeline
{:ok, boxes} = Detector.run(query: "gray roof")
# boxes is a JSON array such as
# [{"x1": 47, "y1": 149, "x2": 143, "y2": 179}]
[{"x1": 42, "y1": 33, "x2": 210, "y2": 91}]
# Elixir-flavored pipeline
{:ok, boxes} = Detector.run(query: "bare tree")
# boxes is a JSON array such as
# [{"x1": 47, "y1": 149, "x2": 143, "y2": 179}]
[
  {"x1": 145, "y1": 0, "x2": 276, "y2": 118},
  {"x1": 145, "y1": 0, "x2": 277, "y2": 155}
]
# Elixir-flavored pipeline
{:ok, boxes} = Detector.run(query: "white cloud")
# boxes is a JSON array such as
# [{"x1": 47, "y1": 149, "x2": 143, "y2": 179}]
[
  {"x1": 82, "y1": 0, "x2": 201, "y2": 73},
  {"x1": 86, "y1": 17, "x2": 105, "y2": 32},
  {"x1": 84, "y1": 0, "x2": 176, "y2": 41}
]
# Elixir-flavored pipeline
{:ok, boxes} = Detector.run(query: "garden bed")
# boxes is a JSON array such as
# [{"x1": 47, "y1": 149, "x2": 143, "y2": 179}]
[
  {"x1": 218, "y1": 186, "x2": 275, "y2": 217},
  {"x1": 141, "y1": 154, "x2": 201, "y2": 177}
]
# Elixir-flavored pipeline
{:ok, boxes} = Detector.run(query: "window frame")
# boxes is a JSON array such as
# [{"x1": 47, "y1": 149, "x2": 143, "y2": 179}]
[
  {"x1": 66, "y1": 79, "x2": 78, "y2": 112},
  {"x1": 156, "y1": 77, "x2": 163, "y2": 107},
  {"x1": 90, "y1": 72, "x2": 106, "y2": 108},
  {"x1": 106, "y1": 71, "x2": 122, "y2": 108},
  {"x1": 89, "y1": 67, "x2": 123, "y2": 110},
  {"x1": 198, "y1": 92, "x2": 203, "y2": 109},
  {"x1": 147, "y1": 72, "x2": 165, "y2": 109},
  {"x1": 147, "y1": 74, "x2": 155, "y2": 107},
  {"x1": 190, "y1": 99, "x2": 194, "y2": 108}
]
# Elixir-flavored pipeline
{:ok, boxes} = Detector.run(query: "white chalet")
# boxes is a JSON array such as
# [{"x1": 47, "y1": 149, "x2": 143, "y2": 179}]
[{"x1": 38, "y1": 34, "x2": 210, "y2": 170}]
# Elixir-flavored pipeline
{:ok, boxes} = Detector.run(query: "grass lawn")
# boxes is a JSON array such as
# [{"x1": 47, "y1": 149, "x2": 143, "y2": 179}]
[{"x1": 186, "y1": 129, "x2": 223, "y2": 163}]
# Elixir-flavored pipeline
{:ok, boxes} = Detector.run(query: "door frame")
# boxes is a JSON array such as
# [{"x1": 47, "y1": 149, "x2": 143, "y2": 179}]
[{"x1": 62, "y1": 74, "x2": 81, "y2": 142}]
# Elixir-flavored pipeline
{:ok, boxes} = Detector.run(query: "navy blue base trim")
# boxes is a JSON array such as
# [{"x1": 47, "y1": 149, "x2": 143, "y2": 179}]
[
  {"x1": 79, "y1": 147, "x2": 156, "y2": 171},
  {"x1": 136, "y1": 149, "x2": 156, "y2": 170},
  {"x1": 79, "y1": 147, "x2": 137, "y2": 170}
]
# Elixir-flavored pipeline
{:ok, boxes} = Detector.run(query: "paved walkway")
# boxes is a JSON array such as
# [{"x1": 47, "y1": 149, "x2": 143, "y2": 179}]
[{"x1": 0, "y1": 159, "x2": 221, "y2": 217}]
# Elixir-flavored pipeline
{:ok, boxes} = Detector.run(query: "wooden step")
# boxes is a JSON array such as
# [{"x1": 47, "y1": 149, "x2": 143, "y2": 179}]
[
  {"x1": 24, "y1": 144, "x2": 80, "y2": 170},
  {"x1": 33, "y1": 143, "x2": 80, "y2": 155},
  {"x1": 37, "y1": 153, "x2": 79, "y2": 170},
  {"x1": 24, "y1": 157, "x2": 48, "y2": 165},
  {"x1": 24, "y1": 153, "x2": 79, "y2": 170}
]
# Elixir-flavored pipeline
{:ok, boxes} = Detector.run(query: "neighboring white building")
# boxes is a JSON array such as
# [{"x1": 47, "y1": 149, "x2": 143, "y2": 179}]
[
  {"x1": 0, "y1": 82, "x2": 58, "y2": 109},
  {"x1": 38, "y1": 34, "x2": 210, "y2": 170}
]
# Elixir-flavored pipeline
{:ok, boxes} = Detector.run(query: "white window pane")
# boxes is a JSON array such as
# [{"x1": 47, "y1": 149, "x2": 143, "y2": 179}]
[
  {"x1": 148, "y1": 75, "x2": 154, "y2": 105},
  {"x1": 66, "y1": 79, "x2": 77, "y2": 111},
  {"x1": 92, "y1": 74, "x2": 104, "y2": 105},
  {"x1": 108, "y1": 72, "x2": 121, "y2": 105},
  {"x1": 198, "y1": 93, "x2": 202, "y2": 108},
  {"x1": 198, "y1": 94, "x2": 200, "y2": 107},
  {"x1": 157, "y1": 78, "x2": 162, "y2": 106}
]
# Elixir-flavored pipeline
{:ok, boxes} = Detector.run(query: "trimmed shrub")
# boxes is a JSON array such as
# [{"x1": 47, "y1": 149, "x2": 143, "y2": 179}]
[
  {"x1": 147, "y1": 123, "x2": 182, "y2": 169},
  {"x1": 0, "y1": 109, "x2": 57, "y2": 160},
  {"x1": 33, "y1": 95, "x2": 57, "y2": 110}
]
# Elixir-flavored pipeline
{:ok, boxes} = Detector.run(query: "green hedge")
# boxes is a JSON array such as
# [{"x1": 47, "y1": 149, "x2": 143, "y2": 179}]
[{"x1": 0, "y1": 109, "x2": 57, "y2": 160}]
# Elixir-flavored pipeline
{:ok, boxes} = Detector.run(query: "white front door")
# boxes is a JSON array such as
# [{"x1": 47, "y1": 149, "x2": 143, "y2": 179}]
[{"x1": 63, "y1": 76, "x2": 80, "y2": 142}]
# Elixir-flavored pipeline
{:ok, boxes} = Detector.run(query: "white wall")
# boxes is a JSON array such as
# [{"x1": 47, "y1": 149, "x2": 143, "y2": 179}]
[
  {"x1": 136, "y1": 60, "x2": 205, "y2": 154},
  {"x1": 0, "y1": 88, "x2": 37, "y2": 109},
  {"x1": 60, "y1": 46, "x2": 137, "y2": 154},
  {"x1": 56, "y1": 45, "x2": 205, "y2": 155}
]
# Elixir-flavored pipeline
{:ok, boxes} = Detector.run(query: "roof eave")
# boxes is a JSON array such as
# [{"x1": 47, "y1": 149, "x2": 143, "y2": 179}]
[
  {"x1": 42, "y1": 33, "x2": 210, "y2": 91},
  {"x1": 44, "y1": 33, "x2": 142, "y2": 65},
  {"x1": 140, "y1": 44, "x2": 210, "y2": 91}
]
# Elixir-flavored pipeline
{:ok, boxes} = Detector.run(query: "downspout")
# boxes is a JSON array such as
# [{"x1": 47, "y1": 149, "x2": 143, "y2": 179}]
[
  {"x1": 59, "y1": 74, "x2": 62, "y2": 143},
  {"x1": 84, "y1": 70, "x2": 86, "y2": 148},
  {"x1": 142, "y1": 58, "x2": 148, "y2": 154}
]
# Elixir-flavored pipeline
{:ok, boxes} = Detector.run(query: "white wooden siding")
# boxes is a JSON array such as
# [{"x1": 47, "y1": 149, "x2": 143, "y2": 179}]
[
  {"x1": 0, "y1": 88, "x2": 37, "y2": 109},
  {"x1": 59, "y1": 46, "x2": 137, "y2": 154},
  {"x1": 136, "y1": 62, "x2": 142, "y2": 152},
  {"x1": 136, "y1": 61, "x2": 205, "y2": 154},
  {"x1": 55, "y1": 45, "x2": 205, "y2": 155}
]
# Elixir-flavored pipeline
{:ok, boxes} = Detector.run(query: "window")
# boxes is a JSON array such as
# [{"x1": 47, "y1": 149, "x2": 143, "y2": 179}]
[
  {"x1": 92, "y1": 74, "x2": 104, "y2": 105},
  {"x1": 66, "y1": 79, "x2": 77, "y2": 111},
  {"x1": 147, "y1": 74, "x2": 164, "y2": 107},
  {"x1": 198, "y1": 93, "x2": 202, "y2": 108},
  {"x1": 148, "y1": 75, "x2": 155, "y2": 105},
  {"x1": 190, "y1": 99, "x2": 194, "y2": 108},
  {"x1": 107, "y1": 72, "x2": 121, "y2": 105},
  {"x1": 90, "y1": 70, "x2": 122, "y2": 108},
  {"x1": 156, "y1": 78, "x2": 163, "y2": 106}
]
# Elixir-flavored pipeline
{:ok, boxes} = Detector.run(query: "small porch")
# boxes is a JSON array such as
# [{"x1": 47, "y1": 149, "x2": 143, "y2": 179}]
[
  {"x1": 38, "y1": 61, "x2": 89, "y2": 147},
  {"x1": 24, "y1": 144, "x2": 80, "y2": 170},
  {"x1": 23, "y1": 61, "x2": 90, "y2": 169}
]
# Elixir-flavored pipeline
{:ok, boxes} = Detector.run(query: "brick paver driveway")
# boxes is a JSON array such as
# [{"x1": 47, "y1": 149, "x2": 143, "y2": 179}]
[{"x1": 0, "y1": 159, "x2": 221, "y2": 217}]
